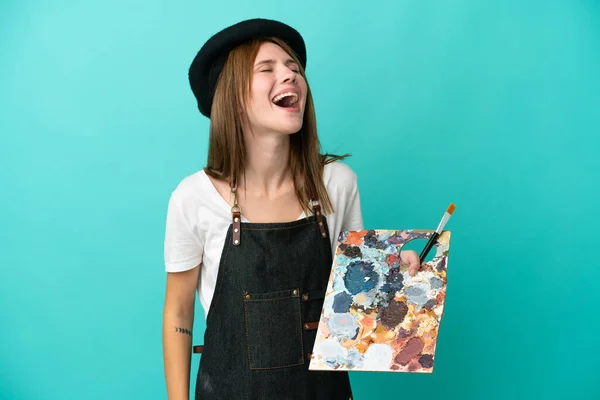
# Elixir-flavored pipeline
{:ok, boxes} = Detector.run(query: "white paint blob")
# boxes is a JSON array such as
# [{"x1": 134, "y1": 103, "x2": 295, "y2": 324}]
[{"x1": 362, "y1": 344, "x2": 393, "y2": 371}]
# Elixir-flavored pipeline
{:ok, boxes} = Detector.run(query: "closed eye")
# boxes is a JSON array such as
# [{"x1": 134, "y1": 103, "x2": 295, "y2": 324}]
[{"x1": 254, "y1": 58, "x2": 300, "y2": 73}]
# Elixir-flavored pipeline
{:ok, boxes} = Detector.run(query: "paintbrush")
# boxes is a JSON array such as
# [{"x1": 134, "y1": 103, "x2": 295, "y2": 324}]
[{"x1": 419, "y1": 203, "x2": 456, "y2": 263}]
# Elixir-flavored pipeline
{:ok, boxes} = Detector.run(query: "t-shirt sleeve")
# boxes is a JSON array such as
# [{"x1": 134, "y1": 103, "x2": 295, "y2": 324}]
[
  {"x1": 341, "y1": 172, "x2": 364, "y2": 232},
  {"x1": 163, "y1": 191, "x2": 204, "y2": 272}
]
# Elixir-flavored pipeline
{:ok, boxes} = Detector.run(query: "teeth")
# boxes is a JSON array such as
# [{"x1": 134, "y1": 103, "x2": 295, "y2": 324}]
[{"x1": 273, "y1": 92, "x2": 298, "y2": 104}]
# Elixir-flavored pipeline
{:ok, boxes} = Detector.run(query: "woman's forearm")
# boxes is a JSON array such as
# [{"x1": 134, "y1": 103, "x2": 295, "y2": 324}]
[{"x1": 163, "y1": 310, "x2": 194, "y2": 400}]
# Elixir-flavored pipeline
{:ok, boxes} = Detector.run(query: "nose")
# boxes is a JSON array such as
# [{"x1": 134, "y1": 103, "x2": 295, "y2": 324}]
[{"x1": 281, "y1": 67, "x2": 297, "y2": 84}]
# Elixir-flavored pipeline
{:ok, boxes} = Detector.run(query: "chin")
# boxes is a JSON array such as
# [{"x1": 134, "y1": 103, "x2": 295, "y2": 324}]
[
  {"x1": 282, "y1": 123, "x2": 304, "y2": 135},
  {"x1": 272, "y1": 119, "x2": 304, "y2": 135}
]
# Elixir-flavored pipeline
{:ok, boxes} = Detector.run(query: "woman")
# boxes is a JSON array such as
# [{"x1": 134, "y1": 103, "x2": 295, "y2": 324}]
[{"x1": 162, "y1": 18, "x2": 421, "y2": 400}]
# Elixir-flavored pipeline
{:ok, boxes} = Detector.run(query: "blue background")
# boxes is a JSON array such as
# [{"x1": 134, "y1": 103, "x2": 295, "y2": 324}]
[{"x1": 1, "y1": 1, "x2": 599, "y2": 399}]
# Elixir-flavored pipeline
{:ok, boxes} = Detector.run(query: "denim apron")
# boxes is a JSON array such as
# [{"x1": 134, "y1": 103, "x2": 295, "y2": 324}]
[{"x1": 193, "y1": 189, "x2": 353, "y2": 399}]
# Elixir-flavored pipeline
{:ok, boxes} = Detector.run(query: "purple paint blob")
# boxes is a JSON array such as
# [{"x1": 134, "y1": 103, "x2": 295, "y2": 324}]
[
  {"x1": 387, "y1": 233, "x2": 405, "y2": 245},
  {"x1": 418, "y1": 354, "x2": 434, "y2": 368},
  {"x1": 437, "y1": 257, "x2": 447, "y2": 272},
  {"x1": 397, "y1": 328, "x2": 411, "y2": 338},
  {"x1": 394, "y1": 337, "x2": 424, "y2": 366},
  {"x1": 423, "y1": 299, "x2": 438, "y2": 310}
]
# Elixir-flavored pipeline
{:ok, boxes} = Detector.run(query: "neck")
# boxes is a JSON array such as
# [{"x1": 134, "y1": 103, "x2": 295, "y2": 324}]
[{"x1": 239, "y1": 130, "x2": 292, "y2": 196}]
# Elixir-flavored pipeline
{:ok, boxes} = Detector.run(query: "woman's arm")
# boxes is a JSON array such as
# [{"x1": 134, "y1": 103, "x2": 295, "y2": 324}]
[{"x1": 162, "y1": 265, "x2": 200, "y2": 400}]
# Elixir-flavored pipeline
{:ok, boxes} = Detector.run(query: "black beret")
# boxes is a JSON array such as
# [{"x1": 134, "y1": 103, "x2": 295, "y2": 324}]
[{"x1": 188, "y1": 18, "x2": 307, "y2": 118}]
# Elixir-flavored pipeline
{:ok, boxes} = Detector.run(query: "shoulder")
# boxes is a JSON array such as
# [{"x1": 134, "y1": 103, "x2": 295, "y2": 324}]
[
  {"x1": 169, "y1": 169, "x2": 206, "y2": 203},
  {"x1": 323, "y1": 160, "x2": 359, "y2": 191},
  {"x1": 167, "y1": 169, "x2": 220, "y2": 217},
  {"x1": 322, "y1": 160, "x2": 364, "y2": 232}
]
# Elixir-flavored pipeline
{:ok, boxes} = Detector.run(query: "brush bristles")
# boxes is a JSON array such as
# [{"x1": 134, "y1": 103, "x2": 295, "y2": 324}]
[{"x1": 447, "y1": 203, "x2": 456, "y2": 215}]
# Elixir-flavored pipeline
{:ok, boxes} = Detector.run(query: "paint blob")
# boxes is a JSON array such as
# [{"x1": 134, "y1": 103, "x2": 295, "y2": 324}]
[
  {"x1": 418, "y1": 354, "x2": 434, "y2": 368},
  {"x1": 362, "y1": 344, "x2": 393, "y2": 371},
  {"x1": 404, "y1": 283, "x2": 430, "y2": 310},
  {"x1": 343, "y1": 245, "x2": 362, "y2": 259},
  {"x1": 327, "y1": 313, "x2": 359, "y2": 340},
  {"x1": 430, "y1": 277, "x2": 443, "y2": 289},
  {"x1": 380, "y1": 300, "x2": 408, "y2": 329},
  {"x1": 343, "y1": 261, "x2": 379, "y2": 295},
  {"x1": 395, "y1": 337, "x2": 424, "y2": 366},
  {"x1": 332, "y1": 292, "x2": 353, "y2": 313}
]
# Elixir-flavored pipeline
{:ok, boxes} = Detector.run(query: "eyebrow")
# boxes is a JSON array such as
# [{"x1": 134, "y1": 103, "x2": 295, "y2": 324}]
[{"x1": 254, "y1": 58, "x2": 298, "y2": 68}]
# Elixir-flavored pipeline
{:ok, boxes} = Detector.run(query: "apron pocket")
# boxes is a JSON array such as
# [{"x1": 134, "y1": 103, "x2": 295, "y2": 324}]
[{"x1": 243, "y1": 288, "x2": 304, "y2": 370}]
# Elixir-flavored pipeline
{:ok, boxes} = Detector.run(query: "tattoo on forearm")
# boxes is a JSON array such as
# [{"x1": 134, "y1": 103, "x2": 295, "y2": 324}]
[{"x1": 175, "y1": 327, "x2": 192, "y2": 337}]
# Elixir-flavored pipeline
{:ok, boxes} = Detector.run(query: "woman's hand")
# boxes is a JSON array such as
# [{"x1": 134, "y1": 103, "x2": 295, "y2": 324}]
[{"x1": 400, "y1": 250, "x2": 421, "y2": 277}]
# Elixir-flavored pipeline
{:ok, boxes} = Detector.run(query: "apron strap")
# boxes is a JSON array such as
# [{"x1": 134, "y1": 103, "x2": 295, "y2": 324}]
[
  {"x1": 231, "y1": 182, "x2": 241, "y2": 246},
  {"x1": 311, "y1": 200, "x2": 327, "y2": 238},
  {"x1": 228, "y1": 183, "x2": 328, "y2": 246}
]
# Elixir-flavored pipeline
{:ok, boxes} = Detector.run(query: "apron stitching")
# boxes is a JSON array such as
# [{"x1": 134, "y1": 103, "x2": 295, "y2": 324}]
[
  {"x1": 243, "y1": 226, "x2": 310, "y2": 231},
  {"x1": 243, "y1": 295, "x2": 306, "y2": 370},
  {"x1": 242, "y1": 221, "x2": 315, "y2": 231},
  {"x1": 243, "y1": 298, "x2": 253, "y2": 369},
  {"x1": 246, "y1": 362, "x2": 305, "y2": 371},
  {"x1": 244, "y1": 296, "x2": 297, "y2": 302}
]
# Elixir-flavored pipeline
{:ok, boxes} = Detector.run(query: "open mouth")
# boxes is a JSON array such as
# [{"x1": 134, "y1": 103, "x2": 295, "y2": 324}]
[{"x1": 272, "y1": 92, "x2": 299, "y2": 108}]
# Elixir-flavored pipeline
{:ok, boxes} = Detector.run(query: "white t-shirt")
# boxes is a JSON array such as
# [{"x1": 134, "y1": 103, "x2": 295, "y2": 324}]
[{"x1": 163, "y1": 161, "x2": 364, "y2": 317}]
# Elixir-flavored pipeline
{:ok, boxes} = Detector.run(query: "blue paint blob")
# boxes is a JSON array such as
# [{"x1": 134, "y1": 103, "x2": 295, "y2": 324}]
[
  {"x1": 430, "y1": 277, "x2": 443, "y2": 289},
  {"x1": 343, "y1": 261, "x2": 379, "y2": 295},
  {"x1": 381, "y1": 267, "x2": 404, "y2": 296},
  {"x1": 332, "y1": 292, "x2": 353, "y2": 313},
  {"x1": 347, "y1": 348, "x2": 365, "y2": 368},
  {"x1": 404, "y1": 285, "x2": 429, "y2": 310},
  {"x1": 328, "y1": 313, "x2": 360, "y2": 340},
  {"x1": 404, "y1": 285, "x2": 425, "y2": 297},
  {"x1": 423, "y1": 299, "x2": 438, "y2": 310},
  {"x1": 363, "y1": 230, "x2": 379, "y2": 246}
]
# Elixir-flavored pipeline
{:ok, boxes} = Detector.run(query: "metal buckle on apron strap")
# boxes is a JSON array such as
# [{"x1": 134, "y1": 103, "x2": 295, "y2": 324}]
[
  {"x1": 231, "y1": 205, "x2": 241, "y2": 246},
  {"x1": 231, "y1": 183, "x2": 241, "y2": 246},
  {"x1": 310, "y1": 200, "x2": 327, "y2": 238},
  {"x1": 230, "y1": 194, "x2": 326, "y2": 246}
]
